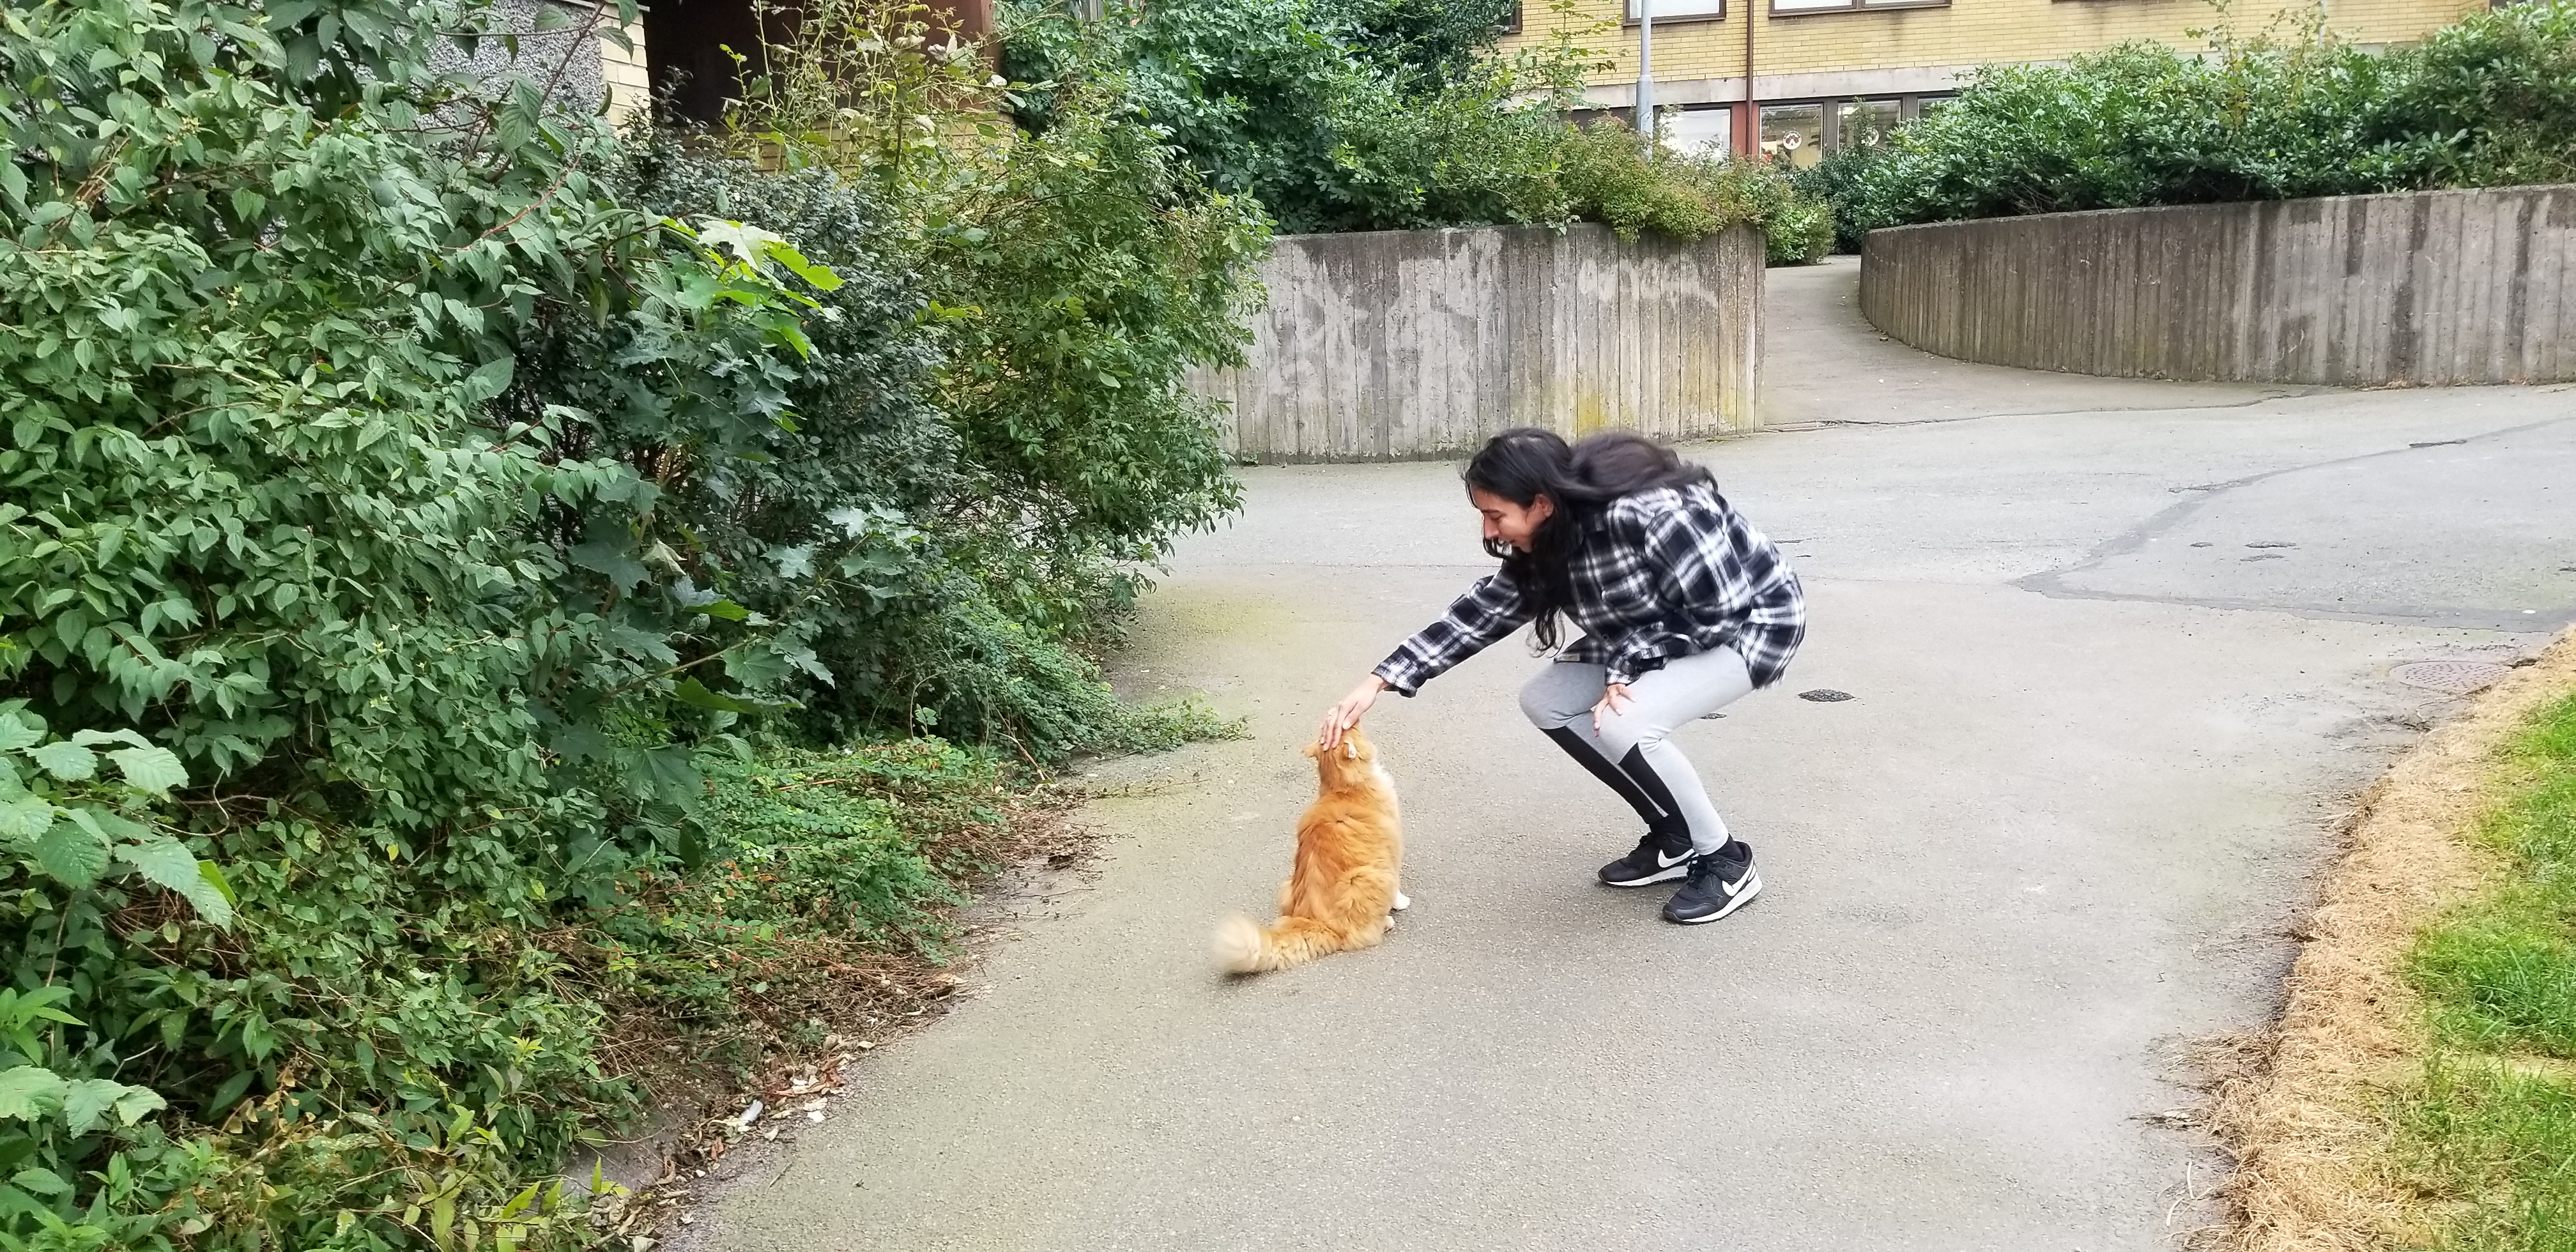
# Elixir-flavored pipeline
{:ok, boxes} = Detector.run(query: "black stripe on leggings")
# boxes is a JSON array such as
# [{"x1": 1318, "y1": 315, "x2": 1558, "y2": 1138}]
[
  {"x1": 1616, "y1": 745, "x2": 1687, "y2": 823},
  {"x1": 1542, "y1": 726, "x2": 1667, "y2": 823}
]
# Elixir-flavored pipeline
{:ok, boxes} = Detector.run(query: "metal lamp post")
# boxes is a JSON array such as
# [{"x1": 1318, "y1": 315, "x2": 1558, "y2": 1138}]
[{"x1": 1634, "y1": 0, "x2": 1655, "y2": 135}]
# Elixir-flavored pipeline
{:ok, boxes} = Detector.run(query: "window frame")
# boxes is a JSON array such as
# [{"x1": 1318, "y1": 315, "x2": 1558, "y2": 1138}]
[
  {"x1": 1767, "y1": 0, "x2": 1945, "y2": 16},
  {"x1": 1623, "y1": 0, "x2": 1727, "y2": 26},
  {"x1": 1657, "y1": 103, "x2": 1737, "y2": 156}
]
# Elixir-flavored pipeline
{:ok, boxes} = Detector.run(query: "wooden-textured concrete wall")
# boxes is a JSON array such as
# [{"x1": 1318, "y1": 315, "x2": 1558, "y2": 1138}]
[
  {"x1": 1198, "y1": 223, "x2": 1764, "y2": 463},
  {"x1": 1859, "y1": 185, "x2": 2576, "y2": 386}
]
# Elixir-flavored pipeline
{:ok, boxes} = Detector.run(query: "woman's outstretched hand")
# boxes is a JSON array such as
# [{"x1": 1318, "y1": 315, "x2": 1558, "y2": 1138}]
[{"x1": 1319, "y1": 675, "x2": 1387, "y2": 750}]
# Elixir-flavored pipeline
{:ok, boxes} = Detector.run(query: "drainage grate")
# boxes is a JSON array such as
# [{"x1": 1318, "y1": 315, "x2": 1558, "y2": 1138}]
[
  {"x1": 1797, "y1": 689, "x2": 1855, "y2": 703},
  {"x1": 2389, "y1": 660, "x2": 2512, "y2": 696}
]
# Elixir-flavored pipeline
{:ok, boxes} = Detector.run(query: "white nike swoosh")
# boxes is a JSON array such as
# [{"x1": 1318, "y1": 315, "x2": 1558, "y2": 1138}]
[
  {"x1": 1657, "y1": 849, "x2": 1692, "y2": 867},
  {"x1": 1723, "y1": 871, "x2": 1756, "y2": 897}
]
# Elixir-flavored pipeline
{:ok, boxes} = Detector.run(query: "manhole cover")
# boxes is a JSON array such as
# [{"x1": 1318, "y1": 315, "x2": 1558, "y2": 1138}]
[
  {"x1": 1797, "y1": 689, "x2": 1855, "y2": 703},
  {"x1": 2390, "y1": 660, "x2": 2511, "y2": 695}
]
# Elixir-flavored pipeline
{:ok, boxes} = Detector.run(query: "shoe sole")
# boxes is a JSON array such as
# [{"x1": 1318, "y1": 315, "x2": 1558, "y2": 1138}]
[
  {"x1": 1664, "y1": 870, "x2": 1761, "y2": 924},
  {"x1": 1600, "y1": 863, "x2": 1693, "y2": 888}
]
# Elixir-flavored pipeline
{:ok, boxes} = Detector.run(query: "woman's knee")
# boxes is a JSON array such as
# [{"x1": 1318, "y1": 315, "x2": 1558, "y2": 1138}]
[{"x1": 1518, "y1": 666, "x2": 1598, "y2": 729}]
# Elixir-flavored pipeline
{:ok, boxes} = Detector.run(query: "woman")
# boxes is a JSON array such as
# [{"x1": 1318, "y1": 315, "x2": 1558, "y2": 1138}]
[{"x1": 1316, "y1": 428, "x2": 1805, "y2": 926}]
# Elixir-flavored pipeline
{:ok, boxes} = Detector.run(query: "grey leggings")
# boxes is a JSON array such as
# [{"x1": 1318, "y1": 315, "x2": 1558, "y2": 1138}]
[{"x1": 1518, "y1": 646, "x2": 1754, "y2": 855}]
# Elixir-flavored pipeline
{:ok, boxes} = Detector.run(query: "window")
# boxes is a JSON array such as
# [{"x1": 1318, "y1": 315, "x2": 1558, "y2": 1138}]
[
  {"x1": 1628, "y1": 0, "x2": 1724, "y2": 21},
  {"x1": 1758, "y1": 103, "x2": 1822, "y2": 168},
  {"x1": 1836, "y1": 98, "x2": 1900, "y2": 149},
  {"x1": 1772, "y1": 0, "x2": 1943, "y2": 12},
  {"x1": 1660, "y1": 106, "x2": 1734, "y2": 156},
  {"x1": 1913, "y1": 94, "x2": 1956, "y2": 118}
]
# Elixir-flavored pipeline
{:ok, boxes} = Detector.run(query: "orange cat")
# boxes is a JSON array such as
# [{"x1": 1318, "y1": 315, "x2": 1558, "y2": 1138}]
[{"x1": 1214, "y1": 726, "x2": 1409, "y2": 974}]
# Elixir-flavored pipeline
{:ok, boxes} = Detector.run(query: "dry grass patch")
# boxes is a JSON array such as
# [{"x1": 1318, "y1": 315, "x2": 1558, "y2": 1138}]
[{"x1": 2209, "y1": 630, "x2": 2576, "y2": 1251}]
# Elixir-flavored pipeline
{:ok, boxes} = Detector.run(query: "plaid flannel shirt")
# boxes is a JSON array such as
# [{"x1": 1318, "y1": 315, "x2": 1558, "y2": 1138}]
[{"x1": 1373, "y1": 484, "x2": 1805, "y2": 694}]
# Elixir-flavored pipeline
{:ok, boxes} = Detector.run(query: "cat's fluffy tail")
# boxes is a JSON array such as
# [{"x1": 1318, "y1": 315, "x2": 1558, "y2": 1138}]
[{"x1": 1213, "y1": 915, "x2": 1343, "y2": 974}]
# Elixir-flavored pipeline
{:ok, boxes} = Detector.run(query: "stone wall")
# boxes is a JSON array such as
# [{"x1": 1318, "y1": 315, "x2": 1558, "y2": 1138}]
[
  {"x1": 1859, "y1": 185, "x2": 2576, "y2": 386},
  {"x1": 1199, "y1": 223, "x2": 1765, "y2": 463}
]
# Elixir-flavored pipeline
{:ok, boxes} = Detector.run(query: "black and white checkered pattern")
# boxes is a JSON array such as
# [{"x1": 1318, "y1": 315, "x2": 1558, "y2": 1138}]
[{"x1": 1373, "y1": 484, "x2": 1805, "y2": 694}]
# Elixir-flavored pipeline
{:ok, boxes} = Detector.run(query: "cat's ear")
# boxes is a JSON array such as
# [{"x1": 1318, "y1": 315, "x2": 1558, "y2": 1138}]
[{"x1": 1301, "y1": 740, "x2": 1322, "y2": 759}]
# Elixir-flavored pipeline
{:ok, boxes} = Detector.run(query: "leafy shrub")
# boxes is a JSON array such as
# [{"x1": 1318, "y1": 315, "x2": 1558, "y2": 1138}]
[
  {"x1": 1000, "y1": 0, "x2": 1836, "y2": 254},
  {"x1": 1315, "y1": 0, "x2": 1520, "y2": 86},
  {"x1": 1791, "y1": 140, "x2": 1890, "y2": 254},
  {"x1": 1851, "y1": 2, "x2": 2576, "y2": 230},
  {"x1": 999, "y1": 0, "x2": 1525, "y2": 233},
  {"x1": 707, "y1": 0, "x2": 1269, "y2": 758},
  {"x1": 1556, "y1": 123, "x2": 1834, "y2": 262},
  {"x1": 1, "y1": 0, "x2": 1261, "y2": 1242}
]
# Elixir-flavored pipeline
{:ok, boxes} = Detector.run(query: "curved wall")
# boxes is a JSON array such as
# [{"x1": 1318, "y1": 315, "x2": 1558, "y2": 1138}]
[
  {"x1": 1860, "y1": 185, "x2": 2576, "y2": 385},
  {"x1": 1199, "y1": 223, "x2": 1765, "y2": 463}
]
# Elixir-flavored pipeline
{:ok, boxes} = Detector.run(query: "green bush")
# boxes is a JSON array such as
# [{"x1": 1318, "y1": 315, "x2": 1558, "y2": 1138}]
[
  {"x1": 1000, "y1": 0, "x2": 1836, "y2": 255},
  {"x1": 1791, "y1": 139, "x2": 1890, "y2": 254},
  {"x1": 1850, "y1": 1, "x2": 2576, "y2": 231},
  {"x1": 1546, "y1": 122, "x2": 1832, "y2": 262},
  {"x1": 1000, "y1": 0, "x2": 1586, "y2": 233},
  {"x1": 703, "y1": 0, "x2": 1271, "y2": 758},
  {"x1": 1, "y1": 0, "x2": 1262, "y2": 1242}
]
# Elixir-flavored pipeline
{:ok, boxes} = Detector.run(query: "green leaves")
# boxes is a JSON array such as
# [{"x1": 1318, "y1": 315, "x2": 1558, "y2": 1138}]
[
  {"x1": 0, "y1": 1069, "x2": 65, "y2": 1123},
  {"x1": 59, "y1": 1080, "x2": 164, "y2": 1137},
  {"x1": 106, "y1": 745, "x2": 185, "y2": 795},
  {"x1": 1849, "y1": 6, "x2": 2576, "y2": 229},
  {"x1": 33, "y1": 820, "x2": 109, "y2": 889},
  {"x1": 0, "y1": 1066, "x2": 165, "y2": 1135},
  {"x1": 463, "y1": 356, "x2": 519, "y2": 404},
  {"x1": 24, "y1": 743, "x2": 95, "y2": 782},
  {"x1": 2, "y1": 726, "x2": 227, "y2": 924},
  {"x1": 117, "y1": 837, "x2": 233, "y2": 929}
]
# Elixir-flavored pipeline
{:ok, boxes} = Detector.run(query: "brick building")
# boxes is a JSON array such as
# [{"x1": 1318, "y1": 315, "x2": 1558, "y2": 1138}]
[{"x1": 1503, "y1": 0, "x2": 2485, "y2": 163}]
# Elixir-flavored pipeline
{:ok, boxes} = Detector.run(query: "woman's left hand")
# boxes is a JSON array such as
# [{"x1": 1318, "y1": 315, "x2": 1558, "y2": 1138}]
[{"x1": 1591, "y1": 682, "x2": 1632, "y2": 734}]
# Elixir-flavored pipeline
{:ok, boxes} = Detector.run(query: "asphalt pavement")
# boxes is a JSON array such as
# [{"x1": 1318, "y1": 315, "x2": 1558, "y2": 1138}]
[{"x1": 696, "y1": 256, "x2": 2575, "y2": 1251}]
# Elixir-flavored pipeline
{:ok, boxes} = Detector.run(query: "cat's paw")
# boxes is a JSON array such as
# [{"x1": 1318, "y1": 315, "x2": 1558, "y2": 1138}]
[{"x1": 1392, "y1": 892, "x2": 1411, "y2": 912}]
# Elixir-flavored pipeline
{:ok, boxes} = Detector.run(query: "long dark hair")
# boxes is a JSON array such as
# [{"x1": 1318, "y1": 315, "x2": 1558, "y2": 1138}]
[{"x1": 1462, "y1": 428, "x2": 1713, "y2": 652}]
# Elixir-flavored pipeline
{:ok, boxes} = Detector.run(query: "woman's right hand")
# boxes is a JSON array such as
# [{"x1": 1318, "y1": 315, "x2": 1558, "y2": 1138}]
[{"x1": 1317, "y1": 675, "x2": 1387, "y2": 751}]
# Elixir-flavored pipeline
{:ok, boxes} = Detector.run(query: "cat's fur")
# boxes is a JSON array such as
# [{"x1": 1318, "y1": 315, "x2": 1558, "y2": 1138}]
[{"x1": 1213, "y1": 726, "x2": 1409, "y2": 974}]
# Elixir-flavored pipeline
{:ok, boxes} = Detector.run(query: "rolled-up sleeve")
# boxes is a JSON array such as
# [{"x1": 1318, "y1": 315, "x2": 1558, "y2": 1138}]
[{"x1": 1372, "y1": 569, "x2": 1533, "y2": 696}]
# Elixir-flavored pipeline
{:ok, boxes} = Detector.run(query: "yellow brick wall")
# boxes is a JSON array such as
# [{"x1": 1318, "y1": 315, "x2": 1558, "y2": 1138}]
[
  {"x1": 601, "y1": 15, "x2": 653, "y2": 129},
  {"x1": 1509, "y1": 0, "x2": 2483, "y2": 93}
]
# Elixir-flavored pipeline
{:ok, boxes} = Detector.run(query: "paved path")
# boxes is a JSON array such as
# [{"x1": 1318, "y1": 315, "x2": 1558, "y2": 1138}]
[{"x1": 701, "y1": 258, "x2": 2575, "y2": 1251}]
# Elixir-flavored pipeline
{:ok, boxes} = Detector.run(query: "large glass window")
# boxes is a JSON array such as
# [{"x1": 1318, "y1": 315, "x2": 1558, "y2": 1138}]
[
  {"x1": 1661, "y1": 106, "x2": 1733, "y2": 155},
  {"x1": 1759, "y1": 103, "x2": 1823, "y2": 168},
  {"x1": 1628, "y1": 0, "x2": 1726, "y2": 19},
  {"x1": 1836, "y1": 98, "x2": 1900, "y2": 149}
]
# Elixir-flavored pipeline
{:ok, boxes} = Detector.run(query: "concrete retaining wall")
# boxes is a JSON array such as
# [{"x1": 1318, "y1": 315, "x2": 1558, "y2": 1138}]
[
  {"x1": 1859, "y1": 185, "x2": 2576, "y2": 386},
  {"x1": 1198, "y1": 223, "x2": 1764, "y2": 463}
]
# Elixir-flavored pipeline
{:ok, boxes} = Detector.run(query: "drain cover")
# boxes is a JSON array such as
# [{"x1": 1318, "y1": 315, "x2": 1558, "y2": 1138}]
[
  {"x1": 1798, "y1": 689, "x2": 1855, "y2": 703},
  {"x1": 2390, "y1": 660, "x2": 2511, "y2": 695}
]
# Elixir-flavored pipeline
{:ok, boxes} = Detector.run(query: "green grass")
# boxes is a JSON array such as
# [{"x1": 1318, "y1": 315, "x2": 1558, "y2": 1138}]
[{"x1": 2398, "y1": 692, "x2": 2576, "y2": 1250}]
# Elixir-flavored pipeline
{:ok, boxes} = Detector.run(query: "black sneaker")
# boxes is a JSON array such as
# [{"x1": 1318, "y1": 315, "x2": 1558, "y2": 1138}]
[
  {"x1": 1663, "y1": 843, "x2": 1760, "y2": 924},
  {"x1": 1598, "y1": 819, "x2": 1696, "y2": 887}
]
